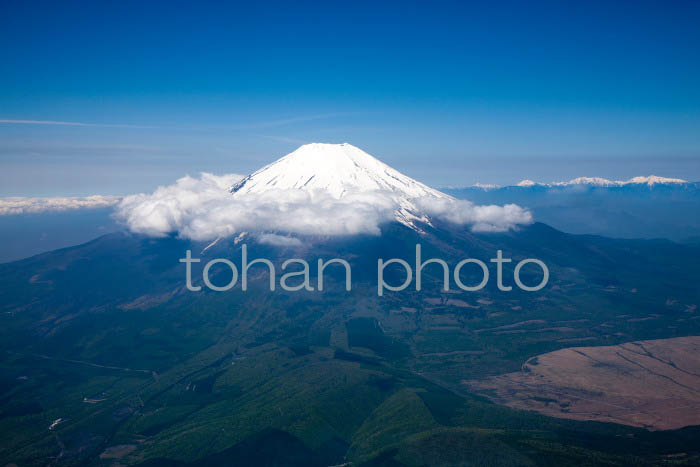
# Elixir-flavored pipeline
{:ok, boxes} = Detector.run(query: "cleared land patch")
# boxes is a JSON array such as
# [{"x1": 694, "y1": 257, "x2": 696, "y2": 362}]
[{"x1": 464, "y1": 336, "x2": 700, "y2": 430}]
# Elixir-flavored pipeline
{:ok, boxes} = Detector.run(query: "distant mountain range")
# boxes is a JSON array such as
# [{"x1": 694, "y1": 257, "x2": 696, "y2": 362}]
[
  {"x1": 514, "y1": 175, "x2": 691, "y2": 188},
  {"x1": 463, "y1": 175, "x2": 693, "y2": 189},
  {"x1": 445, "y1": 177, "x2": 700, "y2": 241}
]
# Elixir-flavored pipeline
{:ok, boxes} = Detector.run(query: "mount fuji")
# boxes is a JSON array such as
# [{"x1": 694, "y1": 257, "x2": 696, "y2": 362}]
[
  {"x1": 118, "y1": 143, "x2": 531, "y2": 239},
  {"x1": 230, "y1": 143, "x2": 451, "y2": 229},
  {"x1": 231, "y1": 143, "x2": 447, "y2": 200}
]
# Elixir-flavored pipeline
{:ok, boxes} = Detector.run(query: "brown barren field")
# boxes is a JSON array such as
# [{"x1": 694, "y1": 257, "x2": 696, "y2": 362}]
[{"x1": 464, "y1": 336, "x2": 700, "y2": 430}]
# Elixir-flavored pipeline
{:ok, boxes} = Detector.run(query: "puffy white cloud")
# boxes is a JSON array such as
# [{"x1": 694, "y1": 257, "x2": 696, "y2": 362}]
[
  {"x1": 115, "y1": 172, "x2": 532, "y2": 240},
  {"x1": 0, "y1": 195, "x2": 121, "y2": 215},
  {"x1": 117, "y1": 173, "x2": 396, "y2": 239},
  {"x1": 416, "y1": 198, "x2": 533, "y2": 233},
  {"x1": 116, "y1": 173, "x2": 244, "y2": 238},
  {"x1": 258, "y1": 234, "x2": 303, "y2": 247}
]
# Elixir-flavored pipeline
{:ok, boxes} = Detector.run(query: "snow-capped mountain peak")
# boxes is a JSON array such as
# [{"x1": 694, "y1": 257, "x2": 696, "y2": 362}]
[
  {"x1": 553, "y1": 177, "x2": 618, "y2": 187},
  {"x1": 513, "y1": 175, "x2": 688, "y2": 188},
  {"x1": 623, "y1": 175, "x2": 688, "y2": 186},
  {"x1": 229, "y1": 143, "x2": 453, "y2": 229},
  {"x1": 516, "y1": 180, "x2": 538, "y2": 187},
  {"x1": 231, "y1": 143, "x2": 447, "y2": 200}
]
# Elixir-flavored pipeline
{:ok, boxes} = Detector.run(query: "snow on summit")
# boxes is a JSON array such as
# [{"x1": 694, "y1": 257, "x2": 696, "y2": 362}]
[
  {"x1": 117, "y1": 143, "x2": 532, "y2": 240},
  {"x1": 513, "y1": 175, "x2": 688, "y2": 188},
  {"x1": 231, "y1": 143, "x2": 447, "y2": 200},
  {"x1": 624, "y1": 175, "x2": 688, "y2": 186},
  {"x1": 229, "y1": 143, "x2": 455, "y2": 229}
]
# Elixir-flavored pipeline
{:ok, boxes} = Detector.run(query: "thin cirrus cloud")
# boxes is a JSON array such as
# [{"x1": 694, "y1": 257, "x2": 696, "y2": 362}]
[
  {"x1": 0, "y1": 119, "x2": 154, "y2": 128},
  {"x1": 0, "y1": 113, "x2": 349, "y2": 134},
  {"x1": 227, "y1": 113, "x2": 354, "y2": 130}
]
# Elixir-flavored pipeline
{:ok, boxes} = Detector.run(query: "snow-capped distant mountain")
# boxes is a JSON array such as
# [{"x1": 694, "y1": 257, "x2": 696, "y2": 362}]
[
  {"x1": 230, "y1": 143, "x2": 452, "y2": 228},
  {"x1": 622, "y1": 175, "x2": 689, "y2": 186},
  {"x1": 514, "y1": 175, "x2": 688, "y2": 188},
  {"x1": 516, "y1": 180, "x2": 538, "y2": 187},
  {"x1": 553, "y1": 177, "x2": 620, "y2": 187},
  {"x1": 444, "y1": 175, "x2": 700, "y2": 240}
]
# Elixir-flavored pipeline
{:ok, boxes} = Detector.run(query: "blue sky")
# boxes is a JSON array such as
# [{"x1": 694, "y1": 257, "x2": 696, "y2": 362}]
[{"x1": 1, "y1": 0, "x2": 699, "y2": 196}]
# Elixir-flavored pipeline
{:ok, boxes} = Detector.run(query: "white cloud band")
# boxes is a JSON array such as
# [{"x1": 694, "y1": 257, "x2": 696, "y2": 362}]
[
  {"x1": 115, "y1": 173, "x2": 532, "y2": 240},
  {"x1": 0, "y1": 195, "x2": 121, "y2": 215}
]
